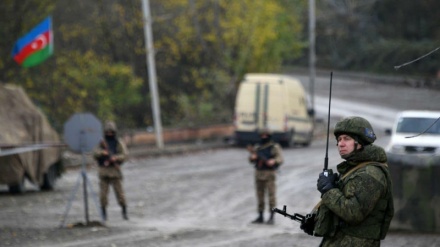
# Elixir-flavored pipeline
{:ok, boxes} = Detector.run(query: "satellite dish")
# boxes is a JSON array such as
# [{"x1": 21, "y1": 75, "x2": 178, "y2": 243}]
[{"x1": 63, "y1": 113, "x2": 102, "y2": 153}]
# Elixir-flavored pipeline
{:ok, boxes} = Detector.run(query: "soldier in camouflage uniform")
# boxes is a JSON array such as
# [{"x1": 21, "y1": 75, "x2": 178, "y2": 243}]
[
  {"x1": 94, "y1": 121, "x2": 129, "y2": 221},
  {"x1": 248, "y1": 129, "x2": 283, "y2": 225},
  {"x1": 303, "y1": 117, "x2": 394, "y2": 246}
]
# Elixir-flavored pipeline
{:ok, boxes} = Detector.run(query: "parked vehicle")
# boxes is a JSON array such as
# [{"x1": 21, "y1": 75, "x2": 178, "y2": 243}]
[
  {"x1": 385, "y1": 110, "x2": 440, "y2": 155},
  {"x1": 233, "y1": 73, "x2": 314, "y2": 147},
  {"x1": 0, "y1": 84, "x2": 63, "y2": 193}
]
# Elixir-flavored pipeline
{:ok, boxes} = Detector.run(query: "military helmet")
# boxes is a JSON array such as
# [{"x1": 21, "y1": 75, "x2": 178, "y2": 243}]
[
  {"x1": 334, "y1": 116, "x2": 376, "y2": 144},
  {"x1": 104, "y1": 120, "x2": 117, "y2": 133}
]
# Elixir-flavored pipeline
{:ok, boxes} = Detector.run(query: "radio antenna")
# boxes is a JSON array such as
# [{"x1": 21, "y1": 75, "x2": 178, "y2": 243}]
[{"x1": 324, "y1": 72, "x2": 333, "y2": 172}]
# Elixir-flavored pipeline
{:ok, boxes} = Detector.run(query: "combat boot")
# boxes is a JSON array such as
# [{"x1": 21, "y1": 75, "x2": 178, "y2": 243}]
[
  {"x1": 266, "y1": 211, "x2": 275, "y2": 225},
  {"x1": 251, "y1": 211, "x2": 264, "y2": 224},
  {"x1": 122, "y1": 206, "x2": 129, "y2": 220},
  {"x1": 101, "y1": 206, "x2": 107, "y2": 221}
]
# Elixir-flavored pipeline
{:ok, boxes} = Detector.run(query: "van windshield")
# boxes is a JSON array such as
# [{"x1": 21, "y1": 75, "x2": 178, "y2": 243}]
[{"x1": 396, "y1": 117, "x2": 440, "y2": 135}]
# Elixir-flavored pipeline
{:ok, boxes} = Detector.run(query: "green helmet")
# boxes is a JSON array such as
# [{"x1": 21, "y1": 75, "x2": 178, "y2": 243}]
[{"x1": 334, "y1": 116, "x2": 376, "y2": 145}]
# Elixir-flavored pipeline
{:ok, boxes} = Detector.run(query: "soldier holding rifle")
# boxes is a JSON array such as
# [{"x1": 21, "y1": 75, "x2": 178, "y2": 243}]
[
  {"x1": 275, "y1": 117, "x2": 394, "y2": 247},
  {"x1": 311, "y1": 117, "x2": 394, "y2": 246},
  {"x1": 273, "y1": 72, "x2": 394, "y2": 246},
  {"x1": 248, "y1": 128, "x2": 283, "y2": 225},
  {"x1": 94, "y1": 121, "x2": 129, "y2": 221}
]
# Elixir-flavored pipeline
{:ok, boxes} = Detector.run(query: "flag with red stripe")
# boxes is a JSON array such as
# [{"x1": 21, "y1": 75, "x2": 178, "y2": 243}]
[{"x1": 12, "y1": 16, "x2": 53, "y2": 68}]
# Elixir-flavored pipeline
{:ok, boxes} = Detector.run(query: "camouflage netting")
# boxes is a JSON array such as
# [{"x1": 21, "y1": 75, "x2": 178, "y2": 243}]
[
  {"x1": 388, "y1": 153, "x2": 440, "y2": 233},
  {"x1": 0, "y1": 84, "x2": 61, "y2": 187}
]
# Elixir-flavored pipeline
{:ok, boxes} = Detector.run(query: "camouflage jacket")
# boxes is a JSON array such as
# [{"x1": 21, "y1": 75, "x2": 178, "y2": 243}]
[
  {"x1": 318, "y1": 144, "x2": 394, "y2": 247},
  {"x1": 93, "y1": 137, "x2": 128, "y2": 178},
  {"x1": 249, "y1": 141, "x2": 283, "y2": 170}
]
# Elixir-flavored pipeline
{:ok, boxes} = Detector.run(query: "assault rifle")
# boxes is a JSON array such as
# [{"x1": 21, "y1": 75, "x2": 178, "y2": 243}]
[
  {"x1": 98, "y1": 140, "x2": 120, "y2": 168},
  {"x1": 272, "y1": 205, "x2": 316, "y2": 235},
  {"x1": 272, "y1": 205, "x2": 306, "y2": 223},
  {"x1": 247, "y1": 144, "x2": 271, "y2": 168}
]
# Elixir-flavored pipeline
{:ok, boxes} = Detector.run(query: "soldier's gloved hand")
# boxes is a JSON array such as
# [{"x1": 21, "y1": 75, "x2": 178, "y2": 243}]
[
  {"x1": 317, "y1": 172, "x2": 338, "y2": 194},
  {"x1": 300, "y1": 214, "x2": 316, "y2": 236}
]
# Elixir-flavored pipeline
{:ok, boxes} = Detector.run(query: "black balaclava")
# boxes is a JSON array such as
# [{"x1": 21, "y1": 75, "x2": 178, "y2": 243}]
[
  {"x1": 260, "y1": 134, "x2": 271, "y2": 144},
  {"x1": 105, "y1": 131, "x2": 118, "y2": 154}
]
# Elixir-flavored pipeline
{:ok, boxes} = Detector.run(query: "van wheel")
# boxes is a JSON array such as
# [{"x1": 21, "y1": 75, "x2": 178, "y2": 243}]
[
  {"x1": 41, "y1": 165, "x2": 57, "y2": 191},
  {"x1": 9, "y1": 178, "x2": 25, "y2": 194}
]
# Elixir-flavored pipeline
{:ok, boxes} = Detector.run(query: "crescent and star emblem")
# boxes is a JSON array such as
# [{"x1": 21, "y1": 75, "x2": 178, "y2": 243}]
[{"x1": 31, "y1": 34, "x2": 48, "y2": 50}]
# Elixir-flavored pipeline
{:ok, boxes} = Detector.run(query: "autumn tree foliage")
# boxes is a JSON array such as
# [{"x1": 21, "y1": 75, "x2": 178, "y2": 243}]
[
  {"x1": 0, "y1": 0, "x2": 305, "y2": 130},
  {"x1": 1, "y1": 0, "x2": 437, "y2": 130}
]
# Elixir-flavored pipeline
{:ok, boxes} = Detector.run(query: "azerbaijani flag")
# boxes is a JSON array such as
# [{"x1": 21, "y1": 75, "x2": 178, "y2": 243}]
[{"x1": 12, "y1": 16, "x2": 53, "y2": 68}]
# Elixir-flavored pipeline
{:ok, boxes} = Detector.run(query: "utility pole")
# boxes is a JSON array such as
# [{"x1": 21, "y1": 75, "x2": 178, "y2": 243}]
[
  {"x1": 141, "y1": 0, "x2": 164, "y2": 148},
  {"x1": 308, "y1": 0, "x2": 316, "y2": 115}
]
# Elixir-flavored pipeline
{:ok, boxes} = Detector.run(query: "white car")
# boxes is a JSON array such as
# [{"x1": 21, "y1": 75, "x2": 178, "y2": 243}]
[{"x1": 386, "y1": 110, "x2": 440, "y2": 155}]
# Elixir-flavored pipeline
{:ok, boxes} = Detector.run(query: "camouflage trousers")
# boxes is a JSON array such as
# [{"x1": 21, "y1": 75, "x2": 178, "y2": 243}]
[
  {"x1": 99, "y1": 176, "x2": 127, "y2": 208},
  {"x1": 321, "y1": 230, "x2": 380, "y2": 247},
  {"x1": 254, "y1": 170, "x2": 276, "y2": 213}
]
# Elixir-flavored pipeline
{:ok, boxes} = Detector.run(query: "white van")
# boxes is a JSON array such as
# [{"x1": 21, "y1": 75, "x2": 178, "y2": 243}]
[
  {"x1": 386, "y1": 110, "x2": 440, "y2": 155},
  {"x1": 234, "y1": 73, "x2": 314, "y2": 147}
]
